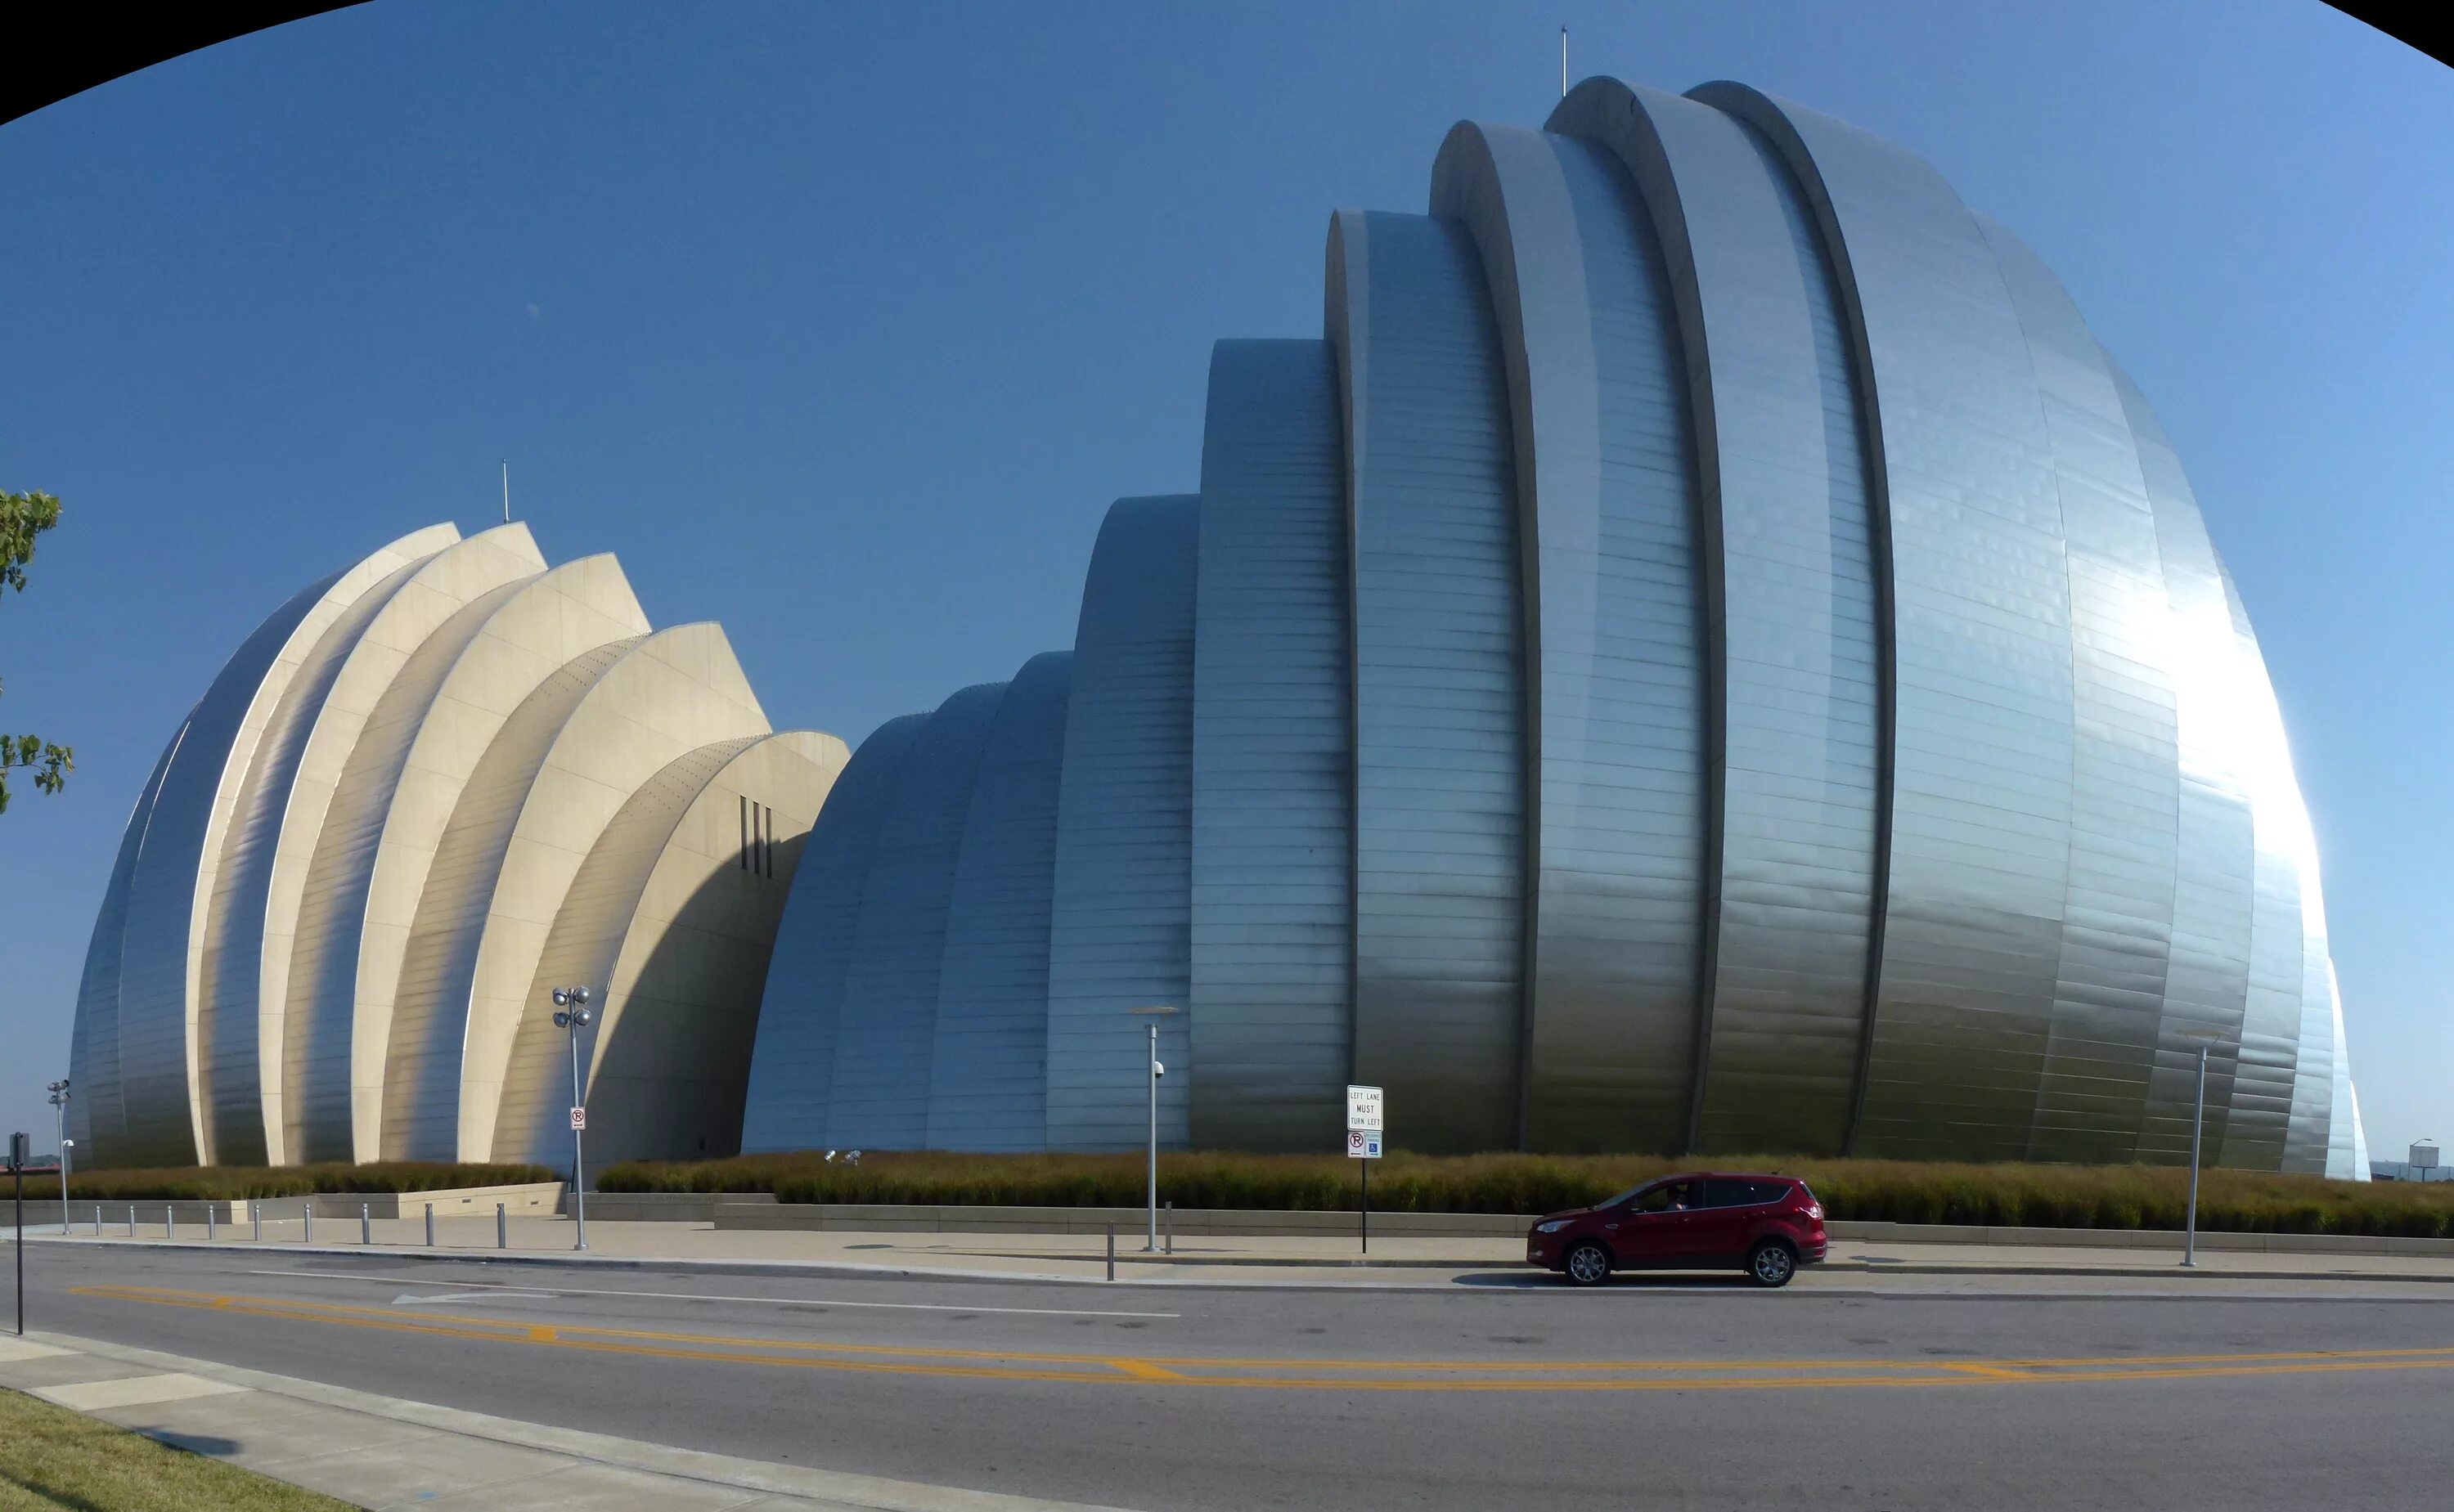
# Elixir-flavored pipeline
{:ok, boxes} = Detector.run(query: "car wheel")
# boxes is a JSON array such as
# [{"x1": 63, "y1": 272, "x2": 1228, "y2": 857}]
[
  {"x1": 1746, "y1": 1241, "x2": 1796, "y2": 1289},
  {"x1": 1562, "y1": 1241, "x2": 1611, "y2": 1287}
]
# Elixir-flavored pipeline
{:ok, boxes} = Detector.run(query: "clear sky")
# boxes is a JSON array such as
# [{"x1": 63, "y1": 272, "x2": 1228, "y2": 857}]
[{"x1": 2, "y1": 1, "x2": 2444, "y2": 1166}]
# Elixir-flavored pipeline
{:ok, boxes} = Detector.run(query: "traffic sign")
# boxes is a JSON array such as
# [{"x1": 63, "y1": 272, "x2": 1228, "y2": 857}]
[
  {"x1": 569, "y1": 1106, "x2": 587, "y2": 1131},
  {"x1": 1346, "y1": 1128, "x2": 1382, "y2": 1160},
  {"x1": 1346, "y1": 1084, "x2": 1383, "y2": 1133}
]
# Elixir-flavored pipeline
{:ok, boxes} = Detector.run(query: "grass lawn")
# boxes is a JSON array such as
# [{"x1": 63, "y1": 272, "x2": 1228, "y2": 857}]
[{"x1": 0, "y1": 1388, "x2": 349, "y2": 1511}]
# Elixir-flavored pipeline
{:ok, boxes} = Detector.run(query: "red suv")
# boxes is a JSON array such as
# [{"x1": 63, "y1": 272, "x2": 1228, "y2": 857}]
[{"x1": 1526, "y1": 1173, "x2": 1827, "y2": 1287}]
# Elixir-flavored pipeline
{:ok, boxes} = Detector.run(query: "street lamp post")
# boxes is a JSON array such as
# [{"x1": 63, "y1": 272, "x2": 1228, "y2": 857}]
[
  {"x1": 1128, "y1": 1006, "x2": 1179, "y2": 1253},
  {"x1": 2180, "y1": 1028, "x2": 2222, "y2": 1269},
  {"x1": 551, "y1": 987, "x2": 594, "y2": 1253},
  {"x1": 46, "y1": 1082, "x2": 70, "y2": 1222}
]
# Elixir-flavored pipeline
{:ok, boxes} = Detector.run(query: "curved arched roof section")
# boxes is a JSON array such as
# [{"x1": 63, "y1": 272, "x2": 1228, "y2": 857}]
[
  {"x1": 1190, "y1": 339, "x2": 1353, "y2": 1152},
  {"x1": 740, "y1": 711, "x2": 933, "y2": 1154},
  {"x1": 347, "y1": 552, "x2": 650, "y2": 1160},
  {"x1": 66, "y1": 728, "x2": 183, "y2": 1160},
  {"x1": 198, "y1": 548, "x2": 433, "y2": 1163},
  {"x1": 493, "y1": 730, "x2": 846, "y2": 1167},
  {"x1": 928, "y1": 651, "x2": 1073, "y2": 1152},
  {"x1": 828, "y1": 680, "x2": 1010, "y2": 1149},
  {"x1": 209, "y1": 524, "x2": 548, "y2": 1164},
  {"x1": 280, "y1": 570, "x2": 538, "y2": 1161},
  {"x1": 378, "y1": 634, "x2": 645, "y2": 1159},
  {"x1": 452, "y1": 622, "x2": 771, "y2": 1160},
  {"x1": 1325, "y1": 209, "x2": 1526, "y2": 1155},
  {"x1": 1972, "y1": 215, "x2": 2186, "y2": 1163},
  {"x1": 106, "y1": 522, "x2": 456, "y2": 1166},
  {"x1": 1691, "y1": 82, "x2": 2079, "y2": 1161},
  {"x1": 1548, "y1": 79, "x2": 1884, "y2": 1157},
  {"x1": 1045, "y1": 496, "x2": 1199, "y2": 1153},
  {"x1": 1430, "y1": 120, "x2": 1708, "y2": 1155},
  {"x1": 2099, "y1": 354, "x2": 2262, "y2": 1166}
]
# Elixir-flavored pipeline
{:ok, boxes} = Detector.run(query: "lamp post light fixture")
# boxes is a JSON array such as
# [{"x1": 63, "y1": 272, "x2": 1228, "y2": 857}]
[
  {"x1": 1127, "y1": 1006, "x2": 1179, "y2": 1253},
  {"x1": 2178, "y1": 1026, "x2": 2223, "y2": 1269},
  {"x1": 551, "y1": 986, "x2": 594, "y2": 1252},
  {"x1": 46, "y1": 1082, "x2": 70, "y2": 1219}
]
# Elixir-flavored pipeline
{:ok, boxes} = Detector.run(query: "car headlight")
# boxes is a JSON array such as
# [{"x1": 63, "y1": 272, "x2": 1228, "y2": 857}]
[{"x1": 1535, "y1": 1219, "x2": 1573, "y2": 1234}]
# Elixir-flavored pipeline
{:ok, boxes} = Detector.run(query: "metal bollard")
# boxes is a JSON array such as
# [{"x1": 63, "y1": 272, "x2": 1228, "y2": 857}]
[
  {"x1": 1106, "y1": 1222, "x2": 1116, "y2": 1282},
  {"x1": 496, "y1": 1202, "x2": 507, "y2": 1250},
  {"x1": 1165, "y1": 1200, "x2": 1173, "y2": 1255},
  {"x1": 304, "y1": 1200, "x2": 313, "y2": 1245},
  {"x1": 425, "y1": 1204, "x2": 435, "y2": 1247},
  {"x1": 126, "y1": 1205, "x2": 136, "y2": 1238},
  {"x1": 253, "y1": 1204, "x2": 263, "y2": 1242},
  {"x1": 93, "y1": 1204, "x2": 102, "y2": 1236},
  {"x1": 208, "y1": 1203, "x2": 217, "y2": 1241},
  {"x1": 164, "y1": 1204, "x2": 173, "y2": 1239},
  {"x1": 362, "y1": 1203, "x2": 371, "y2": 1245}
]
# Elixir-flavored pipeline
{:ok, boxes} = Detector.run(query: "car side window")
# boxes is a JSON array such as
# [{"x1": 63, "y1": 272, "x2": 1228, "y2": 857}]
[
  {"x1": 1632, "y1": 1180, "x2": 1699, "y2": 1214},
  {"x1": 1701, "y1": 1179, "x2": 1751, "y2": 1209}
]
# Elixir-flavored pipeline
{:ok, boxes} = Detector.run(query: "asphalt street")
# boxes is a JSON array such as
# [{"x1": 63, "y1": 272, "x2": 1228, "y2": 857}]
[{"x1": 12, "y1": 1241, "x2": 2454, "y2": 1510}]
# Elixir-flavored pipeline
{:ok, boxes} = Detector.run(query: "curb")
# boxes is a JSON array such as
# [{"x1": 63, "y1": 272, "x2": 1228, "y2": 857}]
[{"x1": 29, "y1": 1232, "x2": 2454, "y2": 1289}]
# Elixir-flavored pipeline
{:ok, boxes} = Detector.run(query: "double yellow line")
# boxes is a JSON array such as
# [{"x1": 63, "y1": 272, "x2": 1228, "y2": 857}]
[{"x1": 70, "y1": 1283, "x2": 2454, "y2": 1393}]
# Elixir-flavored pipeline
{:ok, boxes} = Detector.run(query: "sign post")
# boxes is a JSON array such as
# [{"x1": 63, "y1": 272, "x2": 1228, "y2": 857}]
[
  {"x1": 1346, "y1": 1086, "x2": 1383, "y2": 1255},
  {"x1": 8, "y1": 1131, "x2": 26, "y2": 1337}
]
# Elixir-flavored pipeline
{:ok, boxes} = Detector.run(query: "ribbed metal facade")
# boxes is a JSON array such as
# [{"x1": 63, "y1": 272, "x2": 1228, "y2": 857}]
[
  {"x1": 1191, "y1": 339, "x2": 1353, "y2": 1152},
  {"x1": 72, "y1": 527, "x2": 835, "y2": 1170},
  {"x1": 77, "y1": 74, "x2": 2366, "y2": 1177},
  {"x1": 928, "y1": 652, "x2": 1073, "y2": 1152},
  {"x1": 739, "y1": 75, "x2": 2363, "y2": 1174},
  {"x1": 1326, "y1": 209, "x2": 1526, "y2": 1155}
]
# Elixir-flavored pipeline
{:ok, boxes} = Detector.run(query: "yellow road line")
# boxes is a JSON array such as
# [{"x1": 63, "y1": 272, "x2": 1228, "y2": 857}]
[{"x1": 66, "y1": 1284, "x2": 2454, "y2": 1394}]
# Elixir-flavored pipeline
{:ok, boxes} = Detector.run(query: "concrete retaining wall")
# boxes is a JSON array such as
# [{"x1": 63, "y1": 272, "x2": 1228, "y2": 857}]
[{"x1": 583, "y1": 1191, "x2": 778, "y2": 1223}]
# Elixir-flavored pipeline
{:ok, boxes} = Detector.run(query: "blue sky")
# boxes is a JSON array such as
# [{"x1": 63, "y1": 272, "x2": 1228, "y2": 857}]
[{"x1": 2, "y1": 1, "x2": 2445, "y2": 1164}]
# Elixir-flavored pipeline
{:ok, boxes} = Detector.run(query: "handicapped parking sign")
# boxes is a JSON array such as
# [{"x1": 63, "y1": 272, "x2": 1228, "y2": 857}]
[{"x1": 1346, "y1": 1128, "x2": 1382, "y2": 1160}]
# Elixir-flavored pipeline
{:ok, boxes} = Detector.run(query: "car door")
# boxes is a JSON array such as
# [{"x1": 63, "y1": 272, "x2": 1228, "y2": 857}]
[
  {"x1": 1610, "y1": 1178, "x2": 1704, "y2": 1264},
  {"x1": 1689, "y1": 1178, "x2": 1764, "y2": 1262}
]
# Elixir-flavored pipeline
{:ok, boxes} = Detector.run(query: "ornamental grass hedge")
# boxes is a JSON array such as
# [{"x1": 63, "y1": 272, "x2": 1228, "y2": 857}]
[
  {"x1": 595, "y1": 1151, "x2": 2454, "y2": 1237},
  {"x1": 32, "y1": 1162, "x2": 555, "y2": 1202}
]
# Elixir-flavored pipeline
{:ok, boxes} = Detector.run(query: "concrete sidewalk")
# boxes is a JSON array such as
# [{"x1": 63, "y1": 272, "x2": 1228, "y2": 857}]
[
  {"x1": 0, "y1": 1330, "x2": 1132, "y2": 1511},
  {"x1": 25, "y1": 1218, "x2": 2454, "y2": 1288}
]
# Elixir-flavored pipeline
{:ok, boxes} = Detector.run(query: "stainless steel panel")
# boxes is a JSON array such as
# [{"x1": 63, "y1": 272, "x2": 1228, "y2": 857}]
[
  {"x1": 1552, "y1": 80, "x2": 1881, "y2": 1156},
  {"x1": 1694, "y1": 84, "x2": 2075, "y2": 1161},
  {"x1": 65, "y1": 725, "x2": 184, "y2": 1164},
  {"x1": 197, "y1": 556, "x2": 425, "y2": 1164},
  {"x1": 1045, "y1": 496, "x2": 1198, "y2": 1153},
  {"x1": 827, "y1": 680, "x2": 1010, "y2": 1148},
  {"x1": 1978, "y1": 218, "x2": 2182, "y2": 1163},
  {"x1": 928, "y1": 652, "x2": 1072, "y2": 1152},
  {"x1": 280, "y1": 577, "x2": 534, "y2": 1163},
  {"x1": 739, "y1": 712, "x2": 932, "y2": 1153},
  {"x1": 2218, "y1": 557, "x2": 2307, "y2": 1168},
  {"x1": 492, "y1": 737, "x2": 762, "y2": 1164},
  {"x1": 110, "y1": 563, "x2": 357, "y2": 1168},
  {"x1": 1191, "y1": 339, "x2": 1353, "y2": 1152},
  {"x1": 1325, "y1": 209, "x2": 1526, "y2": 1154},
  {"x1": 379, "y1": 636, "x2": 642, "y2": 1160},
  {"x1": 2106, "y1": 361, "x2": 2266, "y2": 1163},
  {"x1": 1432, "y1": 122, "x2": 1707, "y2": 1154}
]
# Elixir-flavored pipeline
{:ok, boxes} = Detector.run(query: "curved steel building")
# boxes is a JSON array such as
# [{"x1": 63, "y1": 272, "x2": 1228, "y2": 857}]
[
  {"x1": 744, "y1": 77, "x2": 2368, "y2": 1175},
  {"x1": 69, "y1": 523, "x2": 847, "y2": 1169}
]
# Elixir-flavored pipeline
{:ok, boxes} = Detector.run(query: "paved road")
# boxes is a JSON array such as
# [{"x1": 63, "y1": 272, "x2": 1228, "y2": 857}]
[{"x1": 14, "y1": 1242, "x2": 2454, "y2": 1510}]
